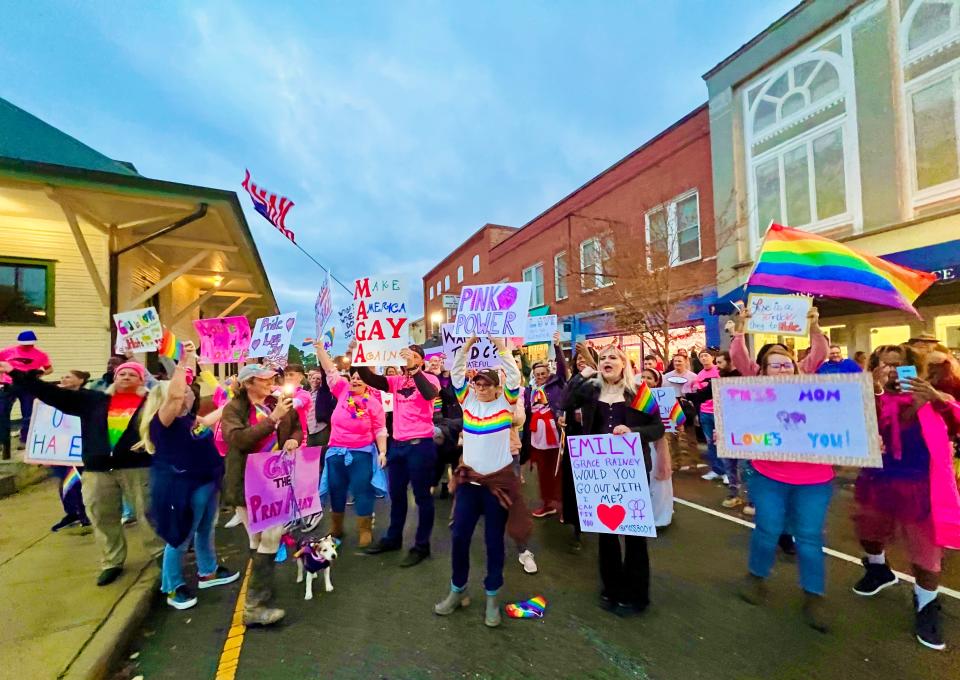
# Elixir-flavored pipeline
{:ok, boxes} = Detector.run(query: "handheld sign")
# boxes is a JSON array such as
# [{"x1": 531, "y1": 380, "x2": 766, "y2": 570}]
[
  {"x1": 713, "y1": 373, "x2": 882, "y2": 467},
  {"x1": 440, "y1": 324, "x2": 501, "y2": 371},
  {"x1": 248, "y1": 312, "x2": 297, "y2": 367},
  {"x1": 338, "y1": 305, "x2": 355, "y2": 340},
  {"x1": 193, "y1": 316, "x2": 252, "y2": 364},
  {"x1": 568, "y1": 432, "x2": 657, "y2": 538},
  {"x1": 524, "y1": 315, "x2": 557, "y2": 345},
  {"x1": 24, "y1": 401, "x2": 83, "y2": 466},
  {"x1": 651, "y1": 386, "x2": 679, "y2": 433},
  {"x1": 113, "y1": 306, "x2": 163, "y2": 354},
  {"x1": 315, "y1": 271, "x2": 333, "y2": 340},
  {"x1": 454, "y1": 282, "x2": 532, "y2": 338},
  {"x1": 243, "y1": 446, "x2": 323, "y2": 533},
  {"x1": 351, "y1": 276, "x2": 408, "y2": 366},
  {"x1": 745, "y1": 293, "x2": 811, "y2": 337}
]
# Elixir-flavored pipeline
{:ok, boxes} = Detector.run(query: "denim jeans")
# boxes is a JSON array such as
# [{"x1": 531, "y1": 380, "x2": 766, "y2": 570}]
[
  {"x1": 384, "y1": 438, "x2": 437, "y2": 552},
  {"x1": 747, "y1": 471, "x2": 832, "y2": 595},
  {"x1": 0, "y1": 385, "x2": 35, "y2": 445},
  {"x1": 327, "y1": 450, "x2": 375, "y2": 516},
  {"x1": 699, "y1": 412, "x2": 724, "y2": 475},
  {"x1": 161, "y1": 482, "x2": 219, "y2": 593},
  {"x1": 50, "y1": 466, "x2": 88, "y2": 521},
  {"x1": 451, "y1": 482, "x2": 508, "y2": 594}
]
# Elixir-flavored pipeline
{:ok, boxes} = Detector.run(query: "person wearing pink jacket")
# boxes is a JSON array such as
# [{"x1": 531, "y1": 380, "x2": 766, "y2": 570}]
[{"x1": 729, "y1": 305, "x2": 829, "y2": 376}]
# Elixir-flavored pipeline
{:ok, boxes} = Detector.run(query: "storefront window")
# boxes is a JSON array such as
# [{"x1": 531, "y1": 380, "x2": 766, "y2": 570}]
[
  {"x1": 0, "y1": 257, "x2": 55, "y2": 325},
  {"x1": 870, "y1": 325, "x2": 911, "y2": 350},
  {"x1": 935, "y1": 313, "x2": 960, "y2": 350}
]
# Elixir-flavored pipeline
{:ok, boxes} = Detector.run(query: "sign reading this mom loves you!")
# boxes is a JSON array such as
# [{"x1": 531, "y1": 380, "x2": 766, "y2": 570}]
[
  {"x1": 248, "y1": 312, "x2": 297, "y2": 366},
  {"x1": 568, "y1": 433, "x2": 657, "y2": 538},
  {"x1": 351, "y1": 276, "x2": 408, "y2": 366},
  {"x1": 713, "y1": 373, "x2": 882, "y2": 467},
  {"x1": 454, "y1": 282, "x2": 532, "y2": 338},
  {"x1": 113, "y1": 306, "x2": 163, "y2": 354}
]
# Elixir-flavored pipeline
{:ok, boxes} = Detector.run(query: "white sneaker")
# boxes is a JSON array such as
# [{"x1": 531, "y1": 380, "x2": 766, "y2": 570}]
[
  {"x1": 721, "y1": 474, "x2": 730, "y2": 485},
  {"x1": 224, "y1": 512, "x2": 243, "y2": 529},
  {"x1": 300, "y1": 512, "x2": 323, "y2": 533},
  {"x1": 701, "y1": 471, "x2": 720, "y2": 481},
  {"x1": 518, "y1": 550, "x2": 538, "y2": 575}
]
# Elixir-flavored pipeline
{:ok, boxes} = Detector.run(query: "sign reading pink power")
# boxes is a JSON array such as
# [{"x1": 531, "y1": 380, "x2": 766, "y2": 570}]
[
  {"x1": 243, "y1": 446, "x2": 322, "y2": 533},
  {"x1": 453, "y1": 282, "x2": 532, "y2": 338}
]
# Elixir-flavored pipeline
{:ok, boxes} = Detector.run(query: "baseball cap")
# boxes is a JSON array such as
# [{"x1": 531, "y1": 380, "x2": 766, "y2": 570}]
[
  {"x1": 408, "y1": 344, "x2": 426, "y2": 359},
  {"x1": 238, "y1": 364, "x2": 278, "y2": 383},
  {"x1": 473, "y1": 369, "x2": 500, "y2": 387}
]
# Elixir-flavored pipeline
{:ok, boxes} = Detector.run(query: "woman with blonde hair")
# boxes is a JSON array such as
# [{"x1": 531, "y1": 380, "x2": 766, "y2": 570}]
[
  {"x1": 141, "y1": 348, "x2": 237, "y2": 611},
  {"x1": 565, "y1": 344, "x2": 666, "y2": 616}
]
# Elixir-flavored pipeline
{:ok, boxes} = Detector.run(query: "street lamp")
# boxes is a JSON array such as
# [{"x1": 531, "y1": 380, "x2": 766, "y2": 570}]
[{"x1": 430, "y1": 311, "x2": 443, "y2": 336}]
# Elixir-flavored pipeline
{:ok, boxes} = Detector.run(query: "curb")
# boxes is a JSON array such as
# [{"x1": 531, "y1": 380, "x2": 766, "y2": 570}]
[{"x1": 60, "y1": 562, "x2": 160, "y2": 680}]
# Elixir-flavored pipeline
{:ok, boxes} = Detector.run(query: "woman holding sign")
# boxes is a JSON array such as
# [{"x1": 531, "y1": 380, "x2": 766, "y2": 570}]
[
  {"x1": 736, "y1": 348, "x2": 833, "y2": 633},
  {"x1": 729, "y1": 304, "x2": 828, "y2": 376},
  {"x1": 566, "y1": 345, "x2": 665, "y2": 617}
]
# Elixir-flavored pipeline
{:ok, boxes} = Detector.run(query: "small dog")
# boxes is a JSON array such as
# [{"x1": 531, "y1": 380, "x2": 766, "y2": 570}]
[{"x1": 294, "y1": 535, "x2": 339, "y2": 600}]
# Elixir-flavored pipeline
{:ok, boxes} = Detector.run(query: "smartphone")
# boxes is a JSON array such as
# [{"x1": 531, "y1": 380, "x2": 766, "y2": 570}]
[{"x1": 896, "y1": 365, "x2": 917, "y2": 388}]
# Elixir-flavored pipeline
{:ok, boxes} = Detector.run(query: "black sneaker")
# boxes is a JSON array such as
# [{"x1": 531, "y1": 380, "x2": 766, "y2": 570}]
[
  {"x1": 51, "y1": 514, "x2": 80, "y2": 532},
  {"x1": 96, "y1": 567, "x2": 123, "y2": 586},
  {"x1": 399, "y1": 548, "x2": 429, "y2": 568},
  {"x1": 915, "y1": 598, "x2": 946, "y2": 651},
  {"x1": 198, "y1": 565, "x2": 240, "y2": 589},
  {"x1": 852, "y1": 558, "x2": 898, "y2": 596},
  {"x1": 777, "y1": 533, "x2": 796, "y2": 556},
  {"x1": 167, "y1": 585, "x2": 198, "y2": 611},
  {"x1": 364, "y1": 539, "x2": 401, "y2": 555}
]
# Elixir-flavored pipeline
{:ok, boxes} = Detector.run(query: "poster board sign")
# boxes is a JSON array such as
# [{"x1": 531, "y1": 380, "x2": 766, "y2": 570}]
[
  {"x1": 524, "y1": 315, "x2": 557, "y2": 345},
  {"x1": 243, "y1": 446, "x2": 323, "y2": 534},
  {"x1": 442, "y1": 294, "x2": 459, "y2": 309},
  {"x1": 315, "y1": 271, "x2": 333, "y2": 339},
  {"x1": 440, "y1": 323, "x2": 501, "y2": 371},
  {"x1": 713, "y1": 373, "x2": 882, "y2": 467},
  {"x1": 454, "y1": 282, "x2": 532, "y2": 338},
  {"x1": 193, "y1": 316, "x2": 251, "y2": 364},
  {"x1": 745, "y1": 294, "x2": 811, "y2": 337},
  {"x1": 24, "y1": 401, "x2": 83, "y2": 466},
  {"x1": 248, "y1": 312, "x2": 297, "y2": 366},
  {"x1": 338, "y1": 305, "x2": 355, "y2": 341},
  {"x1": 382, "y1": 391, "x2": 394, "y2": 413},
  {"x1": 568, "y1": 433, "x2": 657, "y2": 538},
  {"x1": 651, "y1": 386, "x2": 679, "y2": 434},
  {"x1": 113, "y1": 307, "x2": 163, "y2": 354},
  {"x1": 351, "y1": 276, "x2": 409, "y2": 366}
]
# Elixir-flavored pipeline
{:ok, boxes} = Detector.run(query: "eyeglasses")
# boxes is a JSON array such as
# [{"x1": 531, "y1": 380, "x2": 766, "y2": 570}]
[
  {"x1": 767, "y1": 361, "x2": 794, "y2": 370},
  {"x1": 471, "y1": 379, "x2": 493, "y2": 387}
]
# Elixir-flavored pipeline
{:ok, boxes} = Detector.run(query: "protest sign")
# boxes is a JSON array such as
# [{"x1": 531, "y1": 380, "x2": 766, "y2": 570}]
[
  {"x1": 24, "y1": 401, "x2": 83, "y2": 466},
  {"x1": 524, "y1": 315, "x2": 557, "y2": 345},
  {"x1": 454, "y1": 282, "x2": 532, "y2": 338},
  {"x1": 315, "y1": 271, "x2": 333, "y2": 339},
  {"x1": 113, "y1": 307, "x2": 163, "y2": 354},
  {"x1": 351, "y1": 276, "x2": 408, "y2": 366},
  {"x1": 568, "y1": 433, "x2": 657, "y2": 538},
  {"x1": 713, "y1": 373, "x2": 882, "y2": 467},
  {"x1": 338, "y1": 305, "x2": 355, "y2": 340},
  {"x1": 440, "y1": 323, "x2": 502, "y2": 371},
  {"x1": 248, "y1": 312, "x2": 297, "y2": 366},
  {"x1": 243, "y1": 446, "x2": 323, "y2": 534},
  {"x1": 193, "y1": 316, "x2": 251, "y2": 364},
  {"x1": 745, "y1": 293, "x2": 812, "y2": 337},
  {"x1": 650, "y1": 386, "x2": 679, "y2": 434}
]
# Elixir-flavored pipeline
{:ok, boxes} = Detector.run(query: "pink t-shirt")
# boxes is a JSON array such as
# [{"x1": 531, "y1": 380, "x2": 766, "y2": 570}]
[
  {"x1": 692, "y1": 366, "x2": 720, "y2": 415},
  {"x1": 386, "y1": 372, "x2": 441, "y2": 441},
  {"x1": 0, "y1": 345, "x2": 51, "y2": 384},
  {"x1": 327, "y1": 375, "x2": 387, "y2": 449},
  {"x1": 753, "y1": 460, "x2": 834, "y2": 485}
]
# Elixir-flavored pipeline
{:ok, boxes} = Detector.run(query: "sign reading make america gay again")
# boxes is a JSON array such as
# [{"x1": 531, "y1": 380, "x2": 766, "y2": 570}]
[
  {"x1": 351, "y1": 276, "x2": 408, "y2": 366},
  {"x1": 454, "y1": 282, "x2": 532, "y2": 338}
]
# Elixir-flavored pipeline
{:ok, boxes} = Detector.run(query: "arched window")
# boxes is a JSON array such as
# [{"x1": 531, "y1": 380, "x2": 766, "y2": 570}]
[
  {"x1": 743, "y1": 28, "x2": 860, "y2": 247},
  {"x1": 444, "y1": 275, "x2": 450, "y2": 291},
  {"x1": 456, "y1": 265, "x2": 464, "y2": 283},
  {"x1": 901, "y1": 0, "x2": 960, "y2": 204},
  {"x1": 471, "y1": 254, "x2": 480, "y2": 274}
]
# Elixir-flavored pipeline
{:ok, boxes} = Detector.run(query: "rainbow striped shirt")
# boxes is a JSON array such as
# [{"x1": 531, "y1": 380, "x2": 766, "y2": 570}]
[
  {"x1": 461, "y1": 395, "x2": 515, "y2": 475},
  {"x1": 107, "y1": 392, "x2": 145, "y2": 450}
]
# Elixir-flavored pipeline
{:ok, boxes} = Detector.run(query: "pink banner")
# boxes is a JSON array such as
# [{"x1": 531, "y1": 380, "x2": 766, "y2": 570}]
[
  {"x1": 193, "y1": 316, "x2": 252, "y2": 364},
  {"x1": 243, "y1": 446, "x2": 323, "y2": 534}
]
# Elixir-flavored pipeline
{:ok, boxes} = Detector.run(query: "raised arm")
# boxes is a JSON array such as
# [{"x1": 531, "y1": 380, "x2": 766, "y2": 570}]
[
  {"x1": 552, "y1": 331, "x2": 568, "y2": 384},
  {"x1": 3, "y1": 368, "x2": 90, "y2": 416},
  {"x1": 494, "y1": 337, "x2": 521, "y2": 404},
  {"x1": 412, "y1": 369, "x2": 439, "y2": 400},
  {"x1": 800, "y1": 309, "x2": 828, "y2": 374},
  {"x1": 157, "y1": 354, "x2": 193, "y2": 427},
  {"x1": 451, "y1": 337, "x2": 471, "y2": 403}
]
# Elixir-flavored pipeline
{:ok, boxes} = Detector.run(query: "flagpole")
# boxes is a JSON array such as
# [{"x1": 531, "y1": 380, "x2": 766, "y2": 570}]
[{"x1": 291, "y1": 240, "x2": 353, "y2": 295}]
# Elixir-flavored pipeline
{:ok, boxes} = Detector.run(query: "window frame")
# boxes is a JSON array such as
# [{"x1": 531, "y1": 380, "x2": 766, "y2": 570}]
[
  {"x1": 522, "y1": 262, "x2": 545, "y2": 307},
  {"x1": 444, "y1": 275, "x2": 450, "y2": 291},
  {"x1": 429, "y1": 286, "x2": 434, "y2": 301},
  {"x1": 471, "y1": 254, "x2": 480, "y2": 274},
  {"x1": 579, "y1": 236, "x2": 613, "y2": 292},
  {"x1": 644, "y1": 188, "x2": 702, "y2": 268},
  {"x1": 553, "y1": 251, "x2": 568, "y2": 301},
  {"x1": 0, "y1": 256, "x2": 56, "y2": 326},
  {"x1": 456, "y1": 265, "x2": 464, "y2": 283}
]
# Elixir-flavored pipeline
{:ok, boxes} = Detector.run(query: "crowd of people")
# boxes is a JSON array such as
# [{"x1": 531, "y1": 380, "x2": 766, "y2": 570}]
[{"x1": 1, "y1": 309, "x2": 958, "y2": 650}]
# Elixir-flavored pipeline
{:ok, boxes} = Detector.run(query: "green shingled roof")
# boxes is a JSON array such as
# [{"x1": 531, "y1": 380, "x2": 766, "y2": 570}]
[{"x1": 0, "y1": 97, "x2": 139, "y2": 177}]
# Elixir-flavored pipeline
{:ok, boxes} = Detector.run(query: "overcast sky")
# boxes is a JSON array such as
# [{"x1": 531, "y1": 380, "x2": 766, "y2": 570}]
[{"x1": 0, "y1": 0, "x2": 796, "y2": 350}]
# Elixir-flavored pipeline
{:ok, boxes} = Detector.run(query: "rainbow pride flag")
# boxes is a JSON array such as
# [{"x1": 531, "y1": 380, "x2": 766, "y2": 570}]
[
  {"x1": 158, "y1": 328, "x2": 183, "y2": 362},
  {"x1": 62, "y1": 467, "x2": 81, "y2": 496},
  {"x1": 748, "y1": 224, "x2": 936, "y2": 316},
  {"x1": 668, "y1": 401, "x2": 686, "y2": 429},
  {"x1": 630, "y1": 381, "x2": 658, "y2": 415}
]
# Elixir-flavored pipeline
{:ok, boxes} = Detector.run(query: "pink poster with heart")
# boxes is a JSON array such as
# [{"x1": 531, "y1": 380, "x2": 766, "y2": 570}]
[
  {"x1": 193, "y1": 316, "x2": 252, "y2": 364},
  {"x1": 248, "y1": 312, "x2": 297, "y2": 367},
  {"x1": 567, "y1": 432, "x2": 657, "y2": 538},
  {"x1": 243, "y1": 446, "x2": 323, "y2": 534}
]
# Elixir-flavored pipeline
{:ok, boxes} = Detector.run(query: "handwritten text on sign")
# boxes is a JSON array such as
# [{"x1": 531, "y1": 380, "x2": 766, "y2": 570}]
[
  {"x1": 524, "y1": 315, "x2": 557, "y2": 344},
  {"x1": 568, "y1": 433, "x2": 657, "y2": 538},
  {"x1": 441, "y1": 323, "x2": 501, "y2": 371},
  {"x1": 193, "y1": 316, "x2": 251, "y2": 364},
  {"x1": 651, "y1": 387, "x2": 679, "y2": 434},
  {"x1": 315, "y1": 270, "x2": 333, "y2": 339},
  {"x1": 24, "y1": 401, "x2": 83, "y2": 466},
  {"x1": 745, "y1": 293, "x2": 811, "y2": 337},
  {"x1": 713, "y1": 373, "x2": 882, "y2": 467},
  {"x1": 352, "y1": 277, "x2": 408, "y2": 366},
  {"x1": 248, "y1": 313, "x2": 297, "y2": 366},
  {"x1": 243, "y1": 446, "x2": 323, "y2": 533},
  {"x1": 454, "y1": 283, "x2": 532, "y2": 338},
  {"x1": 113, "y1": 307, "x2": 163, "y2": 354}
]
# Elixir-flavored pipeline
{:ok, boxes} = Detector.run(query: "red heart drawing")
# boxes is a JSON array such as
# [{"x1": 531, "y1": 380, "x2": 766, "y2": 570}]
[{"x1": 596, "y1": 504, "x2": 626, "y2": 531}]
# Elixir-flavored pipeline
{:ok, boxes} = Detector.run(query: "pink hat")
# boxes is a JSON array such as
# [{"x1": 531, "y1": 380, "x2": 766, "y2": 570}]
[{"x1": 114, "y1": 361, "x2": 147, "y2": 382}]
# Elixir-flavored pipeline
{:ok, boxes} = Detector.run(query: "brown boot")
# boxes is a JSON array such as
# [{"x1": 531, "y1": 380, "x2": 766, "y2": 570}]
[
  {"x1": 356, "y1": 516, "x2": 373, "y2": 548},
  {"x1": 330, "y1": 511, "x2": 345, "y2": 539},
  {"x1": 243, "y1": 553, "x2": 285, "y2": 627}
]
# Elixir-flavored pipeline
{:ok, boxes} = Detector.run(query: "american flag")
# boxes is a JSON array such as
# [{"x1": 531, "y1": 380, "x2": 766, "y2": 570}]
[{"x1": 242, "y1": 169, "x2": 296, "y2": 243}]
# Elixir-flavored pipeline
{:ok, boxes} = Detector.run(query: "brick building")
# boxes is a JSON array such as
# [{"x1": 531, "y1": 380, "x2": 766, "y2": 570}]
[{"x1": 422, "y1": 105, "x2": 722, "y2": 364}]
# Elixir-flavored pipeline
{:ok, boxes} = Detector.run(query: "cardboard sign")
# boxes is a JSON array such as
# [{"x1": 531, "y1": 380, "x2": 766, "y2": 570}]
[
  {"x1": 193, "y1": 316, "x2": 252, "y2": 364},
  {"x1": 24, "y1": 401, "x2": 83, "y2": 466},
  {"x1": 713, "y1": 373, "x2": 882, "y2": 467},
  {"x1": 440, "y1": 323, "x2": 502, "y2": 371},
  {"x1": 454, "y1": 282, "x2": 532, "y2": 338},
  {"x1": 315, "y1": 271, "x2": 333, "y2": 339},
  {"x1": 248, "y1": 312, "x2": 297, "y2": 366},
  {"x1": 745, "y1": 293, "x2": 811, "y2": 337},
  {"x1": 524, "y1": 315, "x2": 557, "y2": 345},
  {"x1": 569, "y1": 433, "x2": 657, "y2": 538},
  {"x1": 338, "y1": 305, "x2": 355, "y2": 341},
  {"x1": 351, "y1": 277, "x2": 408, "y2": 366},
  {"x1": 113, "y1": 306, "x2": 163, "y2": 354},
  {"x1": 243, "y1": 446, "x2": 323, "y2": 533},
  {"x1": 651, "y1": 386, "x2": 679, "y2": 434},
  {"x1": 382, "y1": 391, "x2": 394, "y2": 413}
]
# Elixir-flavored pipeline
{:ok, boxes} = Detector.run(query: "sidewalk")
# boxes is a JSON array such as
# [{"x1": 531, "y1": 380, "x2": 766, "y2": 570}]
[{"x1": 0, "y1": 478, "x2": 159, "y2": 680}]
